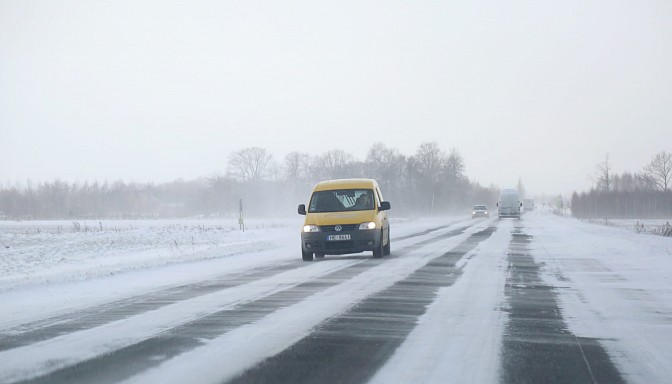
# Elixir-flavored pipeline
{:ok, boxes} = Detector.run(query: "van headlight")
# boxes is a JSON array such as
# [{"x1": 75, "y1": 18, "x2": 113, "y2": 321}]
[
  {"x1": 303, "y1": 225, "x2": 320, "y2": 232},
  {"x1": 359, "y1": 222, "x2": 376, "y2": 230}
]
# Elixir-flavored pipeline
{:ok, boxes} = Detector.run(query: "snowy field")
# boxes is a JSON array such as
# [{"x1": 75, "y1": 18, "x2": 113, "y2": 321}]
[
  {"x1": 1, "y1": 212, "x2": 671, "y2": 383},
  {"x1": 0, "y1": 216, "x2": 439, "y2": 293},
  {"x1": 0, "y1": 217, "x2": 304, "y2": 292}
]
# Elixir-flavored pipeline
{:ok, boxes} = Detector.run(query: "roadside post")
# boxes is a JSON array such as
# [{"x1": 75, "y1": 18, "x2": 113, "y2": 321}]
[{"x1": 239, "y1": 199, "x2": 245, "y2": 232}]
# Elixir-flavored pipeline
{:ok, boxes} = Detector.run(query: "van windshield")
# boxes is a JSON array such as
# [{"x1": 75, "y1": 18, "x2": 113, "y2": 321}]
[{"x1": 308, "y1": 189, "x2": 374, "y2": 213}]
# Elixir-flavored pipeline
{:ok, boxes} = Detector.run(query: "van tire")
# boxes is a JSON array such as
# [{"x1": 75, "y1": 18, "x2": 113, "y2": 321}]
[
  {"x1": 302, "y1": 248, "x2": 314, "y2": 261},
  {"x1": 373, "y1": 231, "x2": 384, "y2": 259},
  {"x1": 383, "y1": 229, "x2": 390, "y2": 256}
]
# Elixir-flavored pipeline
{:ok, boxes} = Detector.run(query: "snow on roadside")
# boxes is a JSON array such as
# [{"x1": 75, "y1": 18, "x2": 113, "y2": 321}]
[
  {"x1": 579, "y1": 218, "x2": 672, "y2": 237},
  {"x1": 0, "y1": 218, "x2": 302, "y2": 292},
  {"x1": 0, "y1": 217, "x2": 302, "y2": 329},
  {"x1": 527, "y1": 211, "x2": 672, "y2": 383}
]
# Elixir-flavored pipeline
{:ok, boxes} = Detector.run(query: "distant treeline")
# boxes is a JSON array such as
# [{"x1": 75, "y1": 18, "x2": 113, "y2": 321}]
[
  {"x1": 1, "y1": 142, "x2": 499, "y2": 219},
  {"x1": 571, "y1": 151, "x2": 672, "y2": 219},
  {"x1": 571, "y1": 190, "x2": 672, "y2": 219}
]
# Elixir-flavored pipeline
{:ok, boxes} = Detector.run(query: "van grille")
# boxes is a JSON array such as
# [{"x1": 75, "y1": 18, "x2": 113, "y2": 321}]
[{"x1": 321, "y1": 224, "x2": 358, "y2": 232}]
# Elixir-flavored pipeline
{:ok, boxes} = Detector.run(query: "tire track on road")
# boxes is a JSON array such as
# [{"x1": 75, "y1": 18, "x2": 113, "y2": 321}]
[
  {"x1": 0, "y1": 262, "x2": 298, "y2": 351},
  {"x1": 228, "y1": 226, "x2": 496, "y2": 384}
]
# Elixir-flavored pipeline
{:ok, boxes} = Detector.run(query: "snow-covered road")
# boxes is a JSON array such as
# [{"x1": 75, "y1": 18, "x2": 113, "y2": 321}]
[{"x1": 1, "y1": 212, "x2": 671, "y2": 383}]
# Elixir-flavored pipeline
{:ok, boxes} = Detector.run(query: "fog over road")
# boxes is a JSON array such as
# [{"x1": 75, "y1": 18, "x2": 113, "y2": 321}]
[{"x1": 1, "y1": 212, "x2": 671, "y2": 383}]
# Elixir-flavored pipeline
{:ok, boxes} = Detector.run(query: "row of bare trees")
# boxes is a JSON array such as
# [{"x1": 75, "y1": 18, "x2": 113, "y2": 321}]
[
  {"x1": 0, "y1": 179, "x2": 222, "y2": 219},
  {"x1": 592, "y1": 151, "x2": 672, "y2": 192},
  {"x1": 572, "y1": 151, "x2": 672, "y2": 219},
  {"x1": 216, "y1": 142, "x2": 497, "y2": 217},
  {"x1": 571, "y1": 190, "x2": 672, "y2": 219},
  {"x1": 1, "y1": 142, "x2": 499, "y2": 219}
]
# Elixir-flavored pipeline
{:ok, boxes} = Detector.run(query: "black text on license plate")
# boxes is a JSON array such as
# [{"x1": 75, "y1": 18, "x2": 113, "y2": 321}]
[{"x1": 327, "y1": 234, "x2": 351, "y2": 241}]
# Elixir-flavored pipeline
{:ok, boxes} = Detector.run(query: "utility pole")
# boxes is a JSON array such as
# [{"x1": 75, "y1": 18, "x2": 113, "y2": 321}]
[{"x1": 238, "y1": 199, "x2": 245, "y2": 232}]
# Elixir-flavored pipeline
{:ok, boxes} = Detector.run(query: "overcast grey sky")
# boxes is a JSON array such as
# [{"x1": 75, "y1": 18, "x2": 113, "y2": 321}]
[{"x1": 2, "y1": 0, "x2": 671, "y2": 196}]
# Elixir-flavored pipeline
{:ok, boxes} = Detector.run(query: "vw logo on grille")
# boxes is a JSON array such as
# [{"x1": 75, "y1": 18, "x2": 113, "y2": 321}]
[{"x1": 335, "y1": 225, "x2": 342, "y2": 232}]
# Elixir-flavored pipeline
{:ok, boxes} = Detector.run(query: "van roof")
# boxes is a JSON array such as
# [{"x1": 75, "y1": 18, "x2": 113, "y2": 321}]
[{"x1": 313, "y1": 178, "x2": 377, "y2": 191}]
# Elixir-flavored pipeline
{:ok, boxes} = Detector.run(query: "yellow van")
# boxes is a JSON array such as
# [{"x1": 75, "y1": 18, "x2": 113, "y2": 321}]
[{"x1": 297, "y1": 178, "x2": 391, "y2": 261}]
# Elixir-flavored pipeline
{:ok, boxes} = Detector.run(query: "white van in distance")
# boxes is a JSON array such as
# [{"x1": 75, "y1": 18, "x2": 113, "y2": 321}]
[{"x1": 497, "y1": 189, "x2": 522, "y2": 219}]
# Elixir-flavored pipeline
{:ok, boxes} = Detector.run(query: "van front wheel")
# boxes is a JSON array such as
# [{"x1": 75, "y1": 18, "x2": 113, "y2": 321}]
[
  {"x1": 373, "y1": 231, "x2": 384, "y2": 259},
  {"x1": 302, "y1": 248, "x2": 314, "y2": 261}
]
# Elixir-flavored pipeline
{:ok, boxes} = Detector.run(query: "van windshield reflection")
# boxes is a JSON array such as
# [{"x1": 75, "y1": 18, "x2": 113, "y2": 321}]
[{"x1": 308, "y1": 189, "x2": 374, "y2": 213}]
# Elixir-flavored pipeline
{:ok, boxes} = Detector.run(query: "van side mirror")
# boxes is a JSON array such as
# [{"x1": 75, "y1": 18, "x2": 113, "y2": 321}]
[
  {"x1": 496, "y1": 202, "x2": 499, "y2": 207},
  {"x1": 379, "y1": 201, "x2": 391, "y2": 211},
  {"x1": 520, "y1": 202, "x2": 523, "y2": 207},
  {"x1": 298, "y1": 204, "x2": 306, "y2": 215}
]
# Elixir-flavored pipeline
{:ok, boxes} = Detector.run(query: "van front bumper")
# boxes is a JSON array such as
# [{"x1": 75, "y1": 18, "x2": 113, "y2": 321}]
[
  {"x1": 498, "y1": 211, "x2": 520, "y2": 218},
  {"x1": 301, "y1": 229, "x2": 380, "y2": 255}
]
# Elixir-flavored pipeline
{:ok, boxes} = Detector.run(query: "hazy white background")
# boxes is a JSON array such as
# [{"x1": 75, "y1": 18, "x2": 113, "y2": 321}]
[{"x1": 2, "y1": 0, "x2": 671, "y2": 196}]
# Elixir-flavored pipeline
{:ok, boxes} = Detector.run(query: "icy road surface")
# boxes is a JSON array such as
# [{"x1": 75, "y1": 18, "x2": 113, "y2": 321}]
[{"x1": 1, "y1": 212, "x2": 671, "y2": 383}]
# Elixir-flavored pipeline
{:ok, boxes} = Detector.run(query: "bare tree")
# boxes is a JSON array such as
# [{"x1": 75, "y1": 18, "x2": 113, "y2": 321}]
[
  {"x1": 613, "y1": 171, "x2": 655, "y2": 191},
  {"x1": 444, "y1": 148, "x2": 466, "y2": 181},
  {"x1": 284, "y1": 151, "x2": 310, "y2": 182},
  {"x1": 311, "y1": 150, "x2": 354, "y2": 180},
  {"x1": 439, "y1": 148, "x2": 469, "y2": 210},
  {"x1": 409, "y1": 142, "x2": 448, "y2": 213},
  {"x1": 643, "y1": 151, "x2": 672, "y2": 192},
  {"x1": 413, "y1": 142, "x2": 446, "y2": 184},
  {"x1": 593, "y1": 153, "x2": 613, "y2": 192},
  {"x1": 266, "y1": 160, "x2": 282, "y2": 183},
  {"x1": 227, "y1": 147, "x2": 272, "y2": 182},
  {"x1": 365, "y1": 142, "x2": 406, "y2": 186}
]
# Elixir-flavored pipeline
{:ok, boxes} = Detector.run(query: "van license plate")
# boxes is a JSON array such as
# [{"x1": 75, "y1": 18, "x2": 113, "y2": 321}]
[{"x1": 327, "y1": 234, "x2": 351, "y2": 241}]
